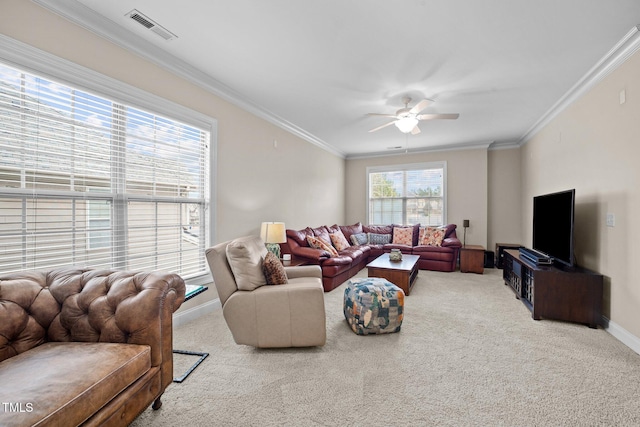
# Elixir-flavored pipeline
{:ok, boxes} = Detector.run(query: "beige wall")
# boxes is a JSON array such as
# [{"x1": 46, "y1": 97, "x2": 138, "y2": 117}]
[
  {"x1": 521, "y1": 48, "x2": 640, "y2": 338},
  {"x1": 346, "y1": 148, "x2": 489, "y2": 248},
  {"x1": 0, "y1": 0, "x2": 345, "y2": 242},
  {"x1": 488, "y1": 147, "x2": 523, "y2": 252},
  {"x1": 0, "y1": 1, "x2": 345, "y2": 306}
]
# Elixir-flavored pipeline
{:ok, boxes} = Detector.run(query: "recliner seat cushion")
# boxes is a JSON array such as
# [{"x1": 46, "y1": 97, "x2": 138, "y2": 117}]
[{"x1": 0, "y1": 342, "x2": 151, "y2": 427}]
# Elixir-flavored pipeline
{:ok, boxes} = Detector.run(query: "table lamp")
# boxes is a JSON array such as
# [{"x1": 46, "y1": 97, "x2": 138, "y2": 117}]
[{"x1": 260, "y1": 222, "x2": 286, "y2": 258}]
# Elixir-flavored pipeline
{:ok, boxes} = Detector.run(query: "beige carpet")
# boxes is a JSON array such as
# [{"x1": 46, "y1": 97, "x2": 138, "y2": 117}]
[{"x1": 132, "y1": 268, "x2": 640, "y2": 426}]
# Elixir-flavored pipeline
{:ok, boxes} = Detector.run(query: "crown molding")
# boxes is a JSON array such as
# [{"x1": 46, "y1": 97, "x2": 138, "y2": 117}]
[
  {"x1": 346, "y1": 140, "x2": 493, "y2": 160},
  {"x1": 519, "y1": 25, "x2": 640, "y2": 145},
  {"x1": 488, "y1": 140, "x2": 520, "y2": 151},
  {"x1": 33, "y1": 0, "x2": 345, "y2": 159}
]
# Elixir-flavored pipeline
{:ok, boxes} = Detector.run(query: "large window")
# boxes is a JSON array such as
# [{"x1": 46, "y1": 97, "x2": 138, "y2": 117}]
[
  {"x1": 0, "y1": 61, "x2": 211, "y2": 282},
  {"x1": 367, "y1": 162, "x2": 446, "y2": 226}
]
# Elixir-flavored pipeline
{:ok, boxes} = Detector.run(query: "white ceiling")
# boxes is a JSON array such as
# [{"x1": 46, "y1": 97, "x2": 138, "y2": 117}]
[{"x1": 37, "y1": 1, "x2": 640, "y2": 158}]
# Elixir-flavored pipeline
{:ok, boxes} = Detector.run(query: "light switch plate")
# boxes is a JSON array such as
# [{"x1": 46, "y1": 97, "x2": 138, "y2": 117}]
[{"x1": 606, "y1": 213, "x2": 615, "y2": 227}]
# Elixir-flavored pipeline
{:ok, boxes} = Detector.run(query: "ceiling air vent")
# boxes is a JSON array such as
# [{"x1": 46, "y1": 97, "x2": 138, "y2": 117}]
[{"x1": 126, "y1": 9, "x2": 177, "y2": 41}]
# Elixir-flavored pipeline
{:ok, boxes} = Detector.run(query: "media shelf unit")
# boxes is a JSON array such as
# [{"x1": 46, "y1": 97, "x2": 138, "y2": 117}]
[{"x1": 502, "y1": 249, "x2": 603, "y2": 328}]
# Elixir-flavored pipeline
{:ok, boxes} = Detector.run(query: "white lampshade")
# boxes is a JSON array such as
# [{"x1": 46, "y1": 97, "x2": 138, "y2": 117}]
[
  {"x1": 394, "y1": 117, "x2": 418, "y2": 133},
  {"x1": 260, "y1": 222, "x2": 286, "y2": 244}
]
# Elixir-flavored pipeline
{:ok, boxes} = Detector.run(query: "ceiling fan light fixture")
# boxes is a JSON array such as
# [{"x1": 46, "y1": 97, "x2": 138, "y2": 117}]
[{"x1": 394, "y1": 117, "x2": 418, "y2": 133}]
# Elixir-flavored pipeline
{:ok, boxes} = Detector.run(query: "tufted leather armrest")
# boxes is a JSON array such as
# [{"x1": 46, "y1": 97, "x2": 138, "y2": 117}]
[{"x1": 0, "y1": 268, "x2": 186, "y2": 369}]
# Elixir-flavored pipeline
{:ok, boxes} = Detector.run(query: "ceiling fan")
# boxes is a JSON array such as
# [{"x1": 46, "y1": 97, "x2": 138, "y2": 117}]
[{"x1": 367, "y1": 96, "x2": 459, "y2": 135}]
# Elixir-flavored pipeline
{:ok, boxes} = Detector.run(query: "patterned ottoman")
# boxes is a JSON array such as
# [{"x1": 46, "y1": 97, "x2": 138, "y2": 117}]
[{"x1": 343, "y1": 277, "x2": 404, "y2": 335}]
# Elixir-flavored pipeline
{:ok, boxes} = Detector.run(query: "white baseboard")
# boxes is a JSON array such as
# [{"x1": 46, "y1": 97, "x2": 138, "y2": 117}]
[
  {"x1": 173, "y1": 298, "x2": 221, "y2": 328},
  {"x1": 603, "y1": 316, "x2": 640, "y2": 355}
]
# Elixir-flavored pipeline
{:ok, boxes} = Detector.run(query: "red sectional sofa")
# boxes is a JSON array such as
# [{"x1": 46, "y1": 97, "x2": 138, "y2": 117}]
[{"x1": 285, "y1": 222, "x2": 462, "y2": 292}]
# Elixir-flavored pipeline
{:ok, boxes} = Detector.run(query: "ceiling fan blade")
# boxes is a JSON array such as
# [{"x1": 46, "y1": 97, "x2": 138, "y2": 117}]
[
  {"x1": 409, "y1": 99, "x2": 433, "y2": 114},
  {"x1": 368, "y1": 120, "x2": 397, "y2": 133},
  {"x1": 411, "y1": 125, "x2": 421, "y2": 135},
  {"x1": 366, "y1": 113, "x2": 399, "y2": 118},
  {"x1": 417, "y1": 113, "x2": 460, "y2": 120}
]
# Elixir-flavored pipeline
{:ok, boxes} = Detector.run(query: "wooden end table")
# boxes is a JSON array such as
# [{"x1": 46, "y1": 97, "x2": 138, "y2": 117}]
[
  {"x1": 366, "y1": 253, "x2": 420, "y2": 295},
  {"x1": 460, "y1": 245, "x2": 485, "y2": 274},
  {"x1": 281, "y1": 255, "x2": 309, "y2": 267}
]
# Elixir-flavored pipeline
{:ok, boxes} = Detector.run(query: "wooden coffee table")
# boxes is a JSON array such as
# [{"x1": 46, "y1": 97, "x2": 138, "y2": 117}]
[{"x1": 366, "y1": 253, "x2": 420, "y2": 295}]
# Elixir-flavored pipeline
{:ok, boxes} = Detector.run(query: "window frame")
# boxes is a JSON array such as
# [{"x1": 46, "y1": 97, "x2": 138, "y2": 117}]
[
  {"x1": 366, "y1": 161, "x2": 447, "y2": 226},
  {"x1": 0, "y1": 35, "x2": 217, "y2": 286}
]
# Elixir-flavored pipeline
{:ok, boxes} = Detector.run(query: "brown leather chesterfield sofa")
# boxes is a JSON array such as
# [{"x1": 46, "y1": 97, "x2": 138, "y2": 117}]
[
  {"x1": 285, "y1": 222, "x2": 461, "y2": 292},
  {"x1": 0, "y1": 268, "x2": 185, "y2": 427}
]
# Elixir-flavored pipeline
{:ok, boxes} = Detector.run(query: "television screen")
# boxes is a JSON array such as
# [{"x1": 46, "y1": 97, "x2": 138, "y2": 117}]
[{"x1": 533, "y1": 189, "x2": 575, "y2": 267}]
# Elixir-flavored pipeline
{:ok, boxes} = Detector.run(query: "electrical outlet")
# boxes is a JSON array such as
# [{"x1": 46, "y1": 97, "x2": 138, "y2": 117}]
[{"x1": 606, "y1": 213, "x2": 616, "y2": 227}]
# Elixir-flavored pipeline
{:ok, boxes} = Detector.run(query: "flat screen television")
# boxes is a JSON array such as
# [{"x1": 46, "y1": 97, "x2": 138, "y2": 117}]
[{"x1": 532, "y1": 189, "x2": 575, "y2": 268}]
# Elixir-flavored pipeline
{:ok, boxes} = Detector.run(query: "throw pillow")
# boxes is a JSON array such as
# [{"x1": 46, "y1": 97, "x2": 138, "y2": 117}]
[
  {"x1": 339, "y1": 222, "x2": 363, "y2": 244},
  {"x1": 262, "y1": 251, "x2": 288, "y2": 285},
  {"x1": 392, "y1": 227, "x2": 413, "y2": 245},
  {"x1": 367, "y1": 232, "x2": 391, "y2": 245},
  {"x1": 226, "y1": 235, "x2": 268, "y2": 291},
  {"x1": 311, "y1": 226, "x2": 332, "y2": 247},
  {"x1": 421, "y1": 227, "x2": 446, "y2": 246},
  {"x1": 350, "y1": 232, "x2": 368, "y2": 246},
  {"x1": 329, "y1": 230, "x2": 351, "y2": 251},
  {"x1": 307, "y1": 235, "x2": 339, "y2": 257}
]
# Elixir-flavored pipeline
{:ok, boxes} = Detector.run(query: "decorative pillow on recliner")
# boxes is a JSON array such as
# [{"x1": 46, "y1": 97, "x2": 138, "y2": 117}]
[
  {"x1": 329, "y1": 230, "x2": 351, "y2": 251},
  {"x1": 420, "y1": 227, "x2": 446, "y2": 246},
  {"x1": 226, "y1": 235, "x2": 268, "y2": 291},
  {"x1": 262, "y1": 251, "x2": 288, "y2": 285},
  {"x1": 307, "y1": 235, "x2": 339, "y2": 257},
  {"x1": 350, "y1": 232, "x2": 368, "y2": 246},
  {"x1": 392, "y1": 226, "x2": 413, "y2": 245}
]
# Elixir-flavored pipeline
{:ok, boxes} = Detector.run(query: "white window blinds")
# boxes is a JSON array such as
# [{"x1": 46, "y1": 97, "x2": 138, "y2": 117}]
[
  {"x1": 368, "y1": 163, "x2": 445, "y2": 226},
  {"x1": 0, "y1": 61, "x2": 210, "y2": 280}
]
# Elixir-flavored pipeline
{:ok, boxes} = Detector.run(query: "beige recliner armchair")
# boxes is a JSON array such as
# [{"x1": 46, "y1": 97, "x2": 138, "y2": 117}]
[{"x1": 205, "y1": 236, "x2": 326, "y2": 348}]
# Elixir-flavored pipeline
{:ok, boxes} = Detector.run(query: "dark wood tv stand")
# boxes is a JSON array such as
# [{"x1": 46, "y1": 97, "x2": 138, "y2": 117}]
[{"x1": 502, "y1": 249, "x2": 603, "y2": 328}]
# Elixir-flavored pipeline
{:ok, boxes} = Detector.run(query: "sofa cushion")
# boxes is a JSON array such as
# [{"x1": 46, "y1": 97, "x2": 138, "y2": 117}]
[
  {"x1": 311, "y1": 226, "x2": 332, "y2": 246},
  {"x1": 287, "y1": 228, "x2": 314, "y2": 247},
  {"x1": 226, "y1": 235, "x2": 268, "y2": 291},
  {"x1": 340, "y1": 245, "x2": 369, "y2": 263},
  {"x1": 384, "y1": 244, "x2": 414, "y2": 253},
  {"x1": 339, "y1": 222, "x2": 363, "y2": 244},
  {"x1": 363, "y1": 224, "x2": 393, "y2": 235},
  {"x1": 392, "y1": 226, "x2": 413, "y2": 245},
  {"x1": 329, "y1": 230, "x2": 351, "y2": 251},
  {"x1": 307, "y1": 236, "x2": 338, "y2": 257},
  {"x1": 442, "y1": 223, "x2": 457, "y2": 238},
  {"x1": 289, "y1": 228, "x2": 314, "y2": 247},
  {"x1": 263, "y1": 252, "x2": 288, "y2": 285},
  {"x1": 0, "y1": 342, "x2": 150, "y2": 427}
]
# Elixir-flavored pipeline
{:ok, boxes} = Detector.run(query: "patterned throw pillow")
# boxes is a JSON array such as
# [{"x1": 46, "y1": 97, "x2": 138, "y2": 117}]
[
  {"x1": 350, "y1": 232, "x2": 368, "y2": 246},
  {"x1": 262, "y1": 251, "x2": 288, "y2": 285},
  {"x1": 329, "y1": 231, "x2": 351, "y2": 251},
  {"x1": 307, "y1": 235, "x2": 339, "y2": 257},
  {"x1": 367, "y1": 233, "x2": 391, "y2": 245},
  {"x1": 421, "y1": 227, "x2": 446, "y2": 246},
  {"x1": 392, "y1": 227, "x2": 413, "y2": 245}
]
